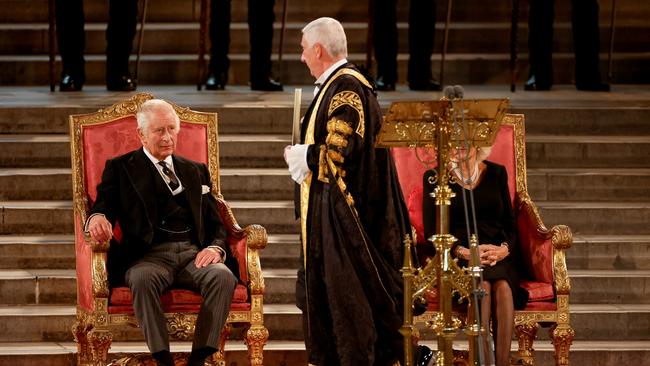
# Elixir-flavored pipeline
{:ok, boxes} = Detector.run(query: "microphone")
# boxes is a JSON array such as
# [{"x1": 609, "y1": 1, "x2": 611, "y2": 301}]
[
  {"x1": 443, "y1": 85, "x2": 456, "y2": 99},
  {"x1": 453, "y1": 85, "x2": 465, "y2": 99}
]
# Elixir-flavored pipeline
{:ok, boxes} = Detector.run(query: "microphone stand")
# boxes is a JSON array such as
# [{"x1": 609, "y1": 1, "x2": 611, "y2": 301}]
[{"x1": 448, "y1": 87, "x2": 495, "y2": 366}]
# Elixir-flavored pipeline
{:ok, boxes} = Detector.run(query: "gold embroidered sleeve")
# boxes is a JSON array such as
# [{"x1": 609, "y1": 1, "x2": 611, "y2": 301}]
[
  {"x1": 318, "y1": 117, "x2": 354, "y2": 182},
  {"x1": 328, "y1": 91, "x2": 365, "y2": 138}
]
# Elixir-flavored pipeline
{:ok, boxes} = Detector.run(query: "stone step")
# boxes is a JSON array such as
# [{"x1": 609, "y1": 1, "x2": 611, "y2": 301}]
[
  {"x1": 0, "y1": 198, "x2": 639, "y2": 235},
  {"x1": 1, "y1": 87, "x2": 649, "y2": 135},
  {"x1": 0, "y1": 104, "x2": 295, "y2": 135},
  {"x1": 2, "y1": 199, "x2": 648, "y2": 236},
  {"x1": 569, "y1": 234, "x2": 650, "y2": 270},
  {"x1": 4, "y1": 52, "x2": 650, "y2": 86},
  {"x1": 219, "y1": 135, "x2": 290, "y2": 168},
  {"x1": 569, "y1": 269, "x2": 650, "y2": 305},
  {"x1": 0, "y1": 235, "x2": 74, "y2": 270},
  {"x1": 4, "y1": 166, "x2": 650, "y2": 202},
  {"x1": 527, "y1": 168, "x2": 650, "y2": 201},
  {"x1": 0, "y1": 303, "x2": 647, "y2": 342},
  {"x1": 2, "y1": 266, "x2": 647, "y2": 307},
  {"x1": 0, "y1": 233, "x2": 296, "y2": 271},
  {"x1": 526, "y1": 135, "x2": 650, "y2": 169},
  {"x1": 0, "y1": 270, "x2": 76, "y2": 306},
  {"x1": 2, "y1": 340, "x2": 649, "y2": 366},
  {"x1": 4, "y1": 21, "x2": 648, "y2": 56},
  {"x1": 537, "y1": 201, "x2": 650, "y2": 235},
  {"x1": 0, "y1": 268, "x2": 298, "y2": 306},
  {"x1": 0, "y1": 135, "x2": 69, "y2": 168},
  {"x1": 2, "y1": 134, "x2": 650, "y2": 174},
  {"x1": 238, "y1": 233, "x2": 650, "y2": 272},
  {"x1": 264, "y1": 234, "x2": 300, "y2": 269},
  {"x1": 510, "y1": 107, "x2": 650, "y2": 136},
  {"x1": 0, "y1": 201, "x2": 74, "y2": 235},
  {"x1": 229, "y1": 233, "x2": 650, "y2": 273},
  {"x1": 0, "y1": 169, "x2": 70, "y2": 201}
]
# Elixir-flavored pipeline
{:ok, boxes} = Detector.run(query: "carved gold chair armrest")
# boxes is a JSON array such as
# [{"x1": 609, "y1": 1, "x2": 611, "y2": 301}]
[{"x1": 515, "y1": 192, "x2": 574, "y2": 366}]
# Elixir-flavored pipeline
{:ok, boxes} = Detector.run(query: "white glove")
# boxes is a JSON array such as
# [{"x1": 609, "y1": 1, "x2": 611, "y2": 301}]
[{"x1": 284, "y1": 144, "x2": 311, "y2": 184}]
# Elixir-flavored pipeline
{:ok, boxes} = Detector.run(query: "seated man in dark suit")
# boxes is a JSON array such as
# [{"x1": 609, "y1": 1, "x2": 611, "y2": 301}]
[
  {"x1": 55, "y1": 0, "x2": 138, "y2": 91},
  {"x1": 85, "y1": 99, "x2": 238, "y2": 366}
]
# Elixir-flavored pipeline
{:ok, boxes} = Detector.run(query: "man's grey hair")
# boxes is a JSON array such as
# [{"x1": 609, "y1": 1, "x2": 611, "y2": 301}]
[
  {"x1": 302, "y1": 17, "x2": 348, "y2": 58},
  {"x1": 136, "y1": 99, "x2": 180, "y2": 134}
]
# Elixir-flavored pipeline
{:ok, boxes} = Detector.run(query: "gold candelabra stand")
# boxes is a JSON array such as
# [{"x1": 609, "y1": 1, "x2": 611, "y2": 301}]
[{"x1": 376, "y1": 98, "x2": 509, "y2": 366}]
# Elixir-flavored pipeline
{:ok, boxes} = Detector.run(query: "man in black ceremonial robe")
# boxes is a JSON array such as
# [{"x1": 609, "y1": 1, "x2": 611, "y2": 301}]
[{"x1": 284, "y1": 17, "x2": 433, "y2": 366}]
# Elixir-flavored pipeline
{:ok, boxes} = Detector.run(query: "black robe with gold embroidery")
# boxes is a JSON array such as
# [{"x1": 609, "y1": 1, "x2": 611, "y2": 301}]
[{"x1": 294, "y1": 63, "x2": 412, "y2": 366}]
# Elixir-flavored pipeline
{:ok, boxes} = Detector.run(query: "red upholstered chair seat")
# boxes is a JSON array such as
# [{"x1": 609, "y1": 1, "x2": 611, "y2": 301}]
[{"x1": 108, "y1": 285, "x2": 250, "y2": 314}]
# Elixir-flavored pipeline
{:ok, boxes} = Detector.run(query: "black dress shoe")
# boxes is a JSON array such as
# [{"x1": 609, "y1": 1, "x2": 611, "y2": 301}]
[
  {"x1": 409, "y1": 79, "x2": 442, "y2": 91},
  {"x1": 106, "y1": 72, "x2": 137, "y2": 91},
  {"x1": 60, "y1": 73, "x2": 84, "y2": 92},
  {"x1": 524, "y1": 75, "x2": 551, "y2": 91},
  {"x1": 415, "y1": 345, "x2": 435, "y2": 366},
  {"x1": 376, "y1": 76, "x2": 396, "y2": 91},
  {"x1": 576, "y1": 82, "x2": 610, "y2": 92},
  {"x1": 250, "y1": 77, "x2": 283, "y2": 91},
  {"x1": 205, "y1": 71, "x2": 227, "y2": 90}
]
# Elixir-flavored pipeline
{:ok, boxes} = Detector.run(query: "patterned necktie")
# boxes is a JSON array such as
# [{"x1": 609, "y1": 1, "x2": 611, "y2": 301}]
[{"x1": 158, "y1": 161, "x2": 179, "y2": 190}]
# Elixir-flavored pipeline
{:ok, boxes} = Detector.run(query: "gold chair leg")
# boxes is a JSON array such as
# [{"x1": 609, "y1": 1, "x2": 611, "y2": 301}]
[
  {"x1": 514, "y1": 322, "x2": 539, "y2": 366},
  {"x1": 72, "y1": 319, "x2": 92, "y2": 366},
  {"x1": 550, "y1": 324, "x2": 574, "y2": 366},
  {"x1": 245, "y1": 325, "x2": 269, "y2": 366},
  {"x1": 88, "y1": 329, "x2": 113, "y2": 366}
]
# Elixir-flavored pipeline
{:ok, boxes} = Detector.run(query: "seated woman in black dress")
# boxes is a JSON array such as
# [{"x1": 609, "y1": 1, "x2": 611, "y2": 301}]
[{"x1": 422, "y1": 145, "x2": 529, "y2": 366}]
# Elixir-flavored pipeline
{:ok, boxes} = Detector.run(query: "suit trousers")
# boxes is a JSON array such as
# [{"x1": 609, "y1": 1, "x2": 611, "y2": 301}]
[
  {"x1": 125, "y1": 241, "x2": 237, "y2": 353},
  {"x1": 54, "y1": 0, "x2": 137, "y2": 79},
  {"x1": 372, "y1": 0, "x2": 437, "y2": 83},
  {"x1": 528, "y1": 0, "x2": 602, "y2": 87},
  {"x1": 209, "y1": 0, "x2": 276, "y2": 82}
]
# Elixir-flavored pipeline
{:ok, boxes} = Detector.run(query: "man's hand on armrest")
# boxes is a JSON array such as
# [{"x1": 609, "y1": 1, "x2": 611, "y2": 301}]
[
  {"x1": 86, "y1": 214, "x2": 113, "y2": 243},
  {"x1": 195, "y1": 247, "x2": 225, "y2": 268}
]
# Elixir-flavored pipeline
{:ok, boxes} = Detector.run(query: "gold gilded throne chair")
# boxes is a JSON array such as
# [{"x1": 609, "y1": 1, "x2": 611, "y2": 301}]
[
  {"x1": 393, "y1": 114, "x2": 574, "y2": 366},
  {"x1": 69, "y1": 93, "x2": 268, "y2": 365}
]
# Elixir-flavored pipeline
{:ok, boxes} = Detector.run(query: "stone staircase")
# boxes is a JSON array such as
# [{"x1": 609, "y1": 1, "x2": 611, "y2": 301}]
[
  {"x1": 1, "y1": 0, "x2": 649, "y2": 86},
  {"x1": 0, "y1": 87, "x2": 649, "y2": 365}
]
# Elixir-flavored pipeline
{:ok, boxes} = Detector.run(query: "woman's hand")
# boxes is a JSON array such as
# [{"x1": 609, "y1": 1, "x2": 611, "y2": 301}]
[{"x1": 478, "y1": 244, "x2": 509, "y2": 267}]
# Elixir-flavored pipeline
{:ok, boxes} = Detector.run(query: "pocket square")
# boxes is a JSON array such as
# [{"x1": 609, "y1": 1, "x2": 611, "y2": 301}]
[{"x1": 201, "y1": 185, "x2": 211, "y2": 194}]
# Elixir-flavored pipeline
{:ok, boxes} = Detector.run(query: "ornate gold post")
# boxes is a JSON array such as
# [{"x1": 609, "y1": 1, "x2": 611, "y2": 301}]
[
  {"x1": 430, "y1": 110, "x2": 458, "y2": 366},
  {"x1": 400, "y1": 235, "x2": 415, "y2": 366}
]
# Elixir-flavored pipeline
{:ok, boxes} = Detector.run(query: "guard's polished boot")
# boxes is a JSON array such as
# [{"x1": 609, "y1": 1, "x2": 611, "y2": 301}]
[
  {"x1": 524, "y1": 75, "x2": 551, "y2": 91},
  {"x1": 106, "y1": 72, "x2": 137, "y2": 92},
  {"x1": 376, "y1": 75, "x2": 396, "y2": 91},
  {"x1": 60, "y1": 73, "x2": 84, "y2": 91},
  {"x1": 409, "y1": 79, "x2": 442, "y2": 91},
  {"x1": 205, "y1": 71, "x2": 227, "y2": 90},
  {"x1": 250, "y1": 77, "x2": 283, "y2": 91},
  {"x1": 576, "y1": 82, "x2": 610, "y2": 92}
]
